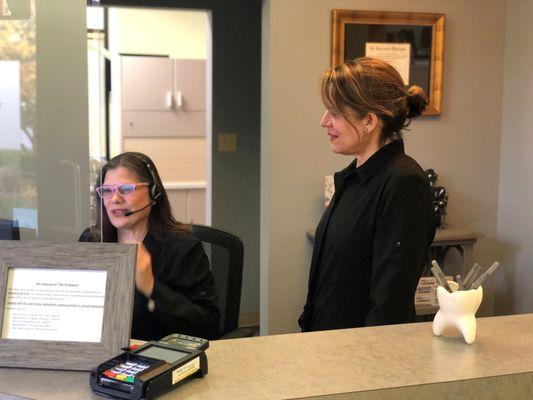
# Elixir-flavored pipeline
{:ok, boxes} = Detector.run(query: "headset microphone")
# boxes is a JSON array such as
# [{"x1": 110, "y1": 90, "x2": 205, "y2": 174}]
[{"x1": 123, "y1": 201, "x2": 155, "y2": 217}]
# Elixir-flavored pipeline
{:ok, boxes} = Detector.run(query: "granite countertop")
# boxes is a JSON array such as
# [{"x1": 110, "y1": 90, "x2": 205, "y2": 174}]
[{"x1": 1, "y1": 314, "x2": 532, "y2": 399}]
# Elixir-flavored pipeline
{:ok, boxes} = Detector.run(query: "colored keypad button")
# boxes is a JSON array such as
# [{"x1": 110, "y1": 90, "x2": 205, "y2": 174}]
[{"x1": 104, "y1": 370, "x2": 116, "y2": 378}]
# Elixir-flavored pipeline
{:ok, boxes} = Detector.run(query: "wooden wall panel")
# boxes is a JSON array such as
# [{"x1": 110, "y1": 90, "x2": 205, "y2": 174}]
[
  {"x1": 123, "y1": 137, "x2": 206, "y2": 182},
  {"x1": 167, "y1": 189, "x2": 188, "y2": 223},
  {"x1": 166, "y1": 189, "x2": 206, "y2": 225},
  {"x1": 187, "y1": 189, "x2": 206, "y2": 225}
]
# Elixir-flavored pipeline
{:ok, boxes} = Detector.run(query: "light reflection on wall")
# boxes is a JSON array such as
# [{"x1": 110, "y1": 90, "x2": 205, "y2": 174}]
[{"x1": 0, "y1": 2, "x2": 37, "y2": 236}]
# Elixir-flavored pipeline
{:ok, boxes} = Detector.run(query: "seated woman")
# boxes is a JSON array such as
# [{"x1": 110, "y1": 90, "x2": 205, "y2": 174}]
[{"x1": 80, "y1": 152, "x2": 220, "y2": 341}]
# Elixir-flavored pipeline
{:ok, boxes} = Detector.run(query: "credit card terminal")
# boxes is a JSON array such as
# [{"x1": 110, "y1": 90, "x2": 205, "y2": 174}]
[
  {"x1": 159, "y1": 333, "x2": 209, "y2": 351},
  {"x1": 90, "y1": 335, "x2": 208, "y2": 400}
]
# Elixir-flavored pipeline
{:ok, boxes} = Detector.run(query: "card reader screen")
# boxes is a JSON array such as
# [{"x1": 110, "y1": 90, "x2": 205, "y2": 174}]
[{"x1": 136, "y1": 345, "x2": 190, "y2": 363}]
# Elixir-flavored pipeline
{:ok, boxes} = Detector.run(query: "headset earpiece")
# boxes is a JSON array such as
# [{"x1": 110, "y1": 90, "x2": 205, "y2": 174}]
[
  {"x1": 130, "y1": 153, "x2": 161, "y2": 201},
  {"x1": 145, "y1": 163, "x2": 161, "y2": 201}
]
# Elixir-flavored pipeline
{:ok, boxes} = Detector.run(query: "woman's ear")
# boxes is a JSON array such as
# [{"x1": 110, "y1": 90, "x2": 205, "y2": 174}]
[{"x1": 363, "y1": 113, "x2": 379, "y2": 134}]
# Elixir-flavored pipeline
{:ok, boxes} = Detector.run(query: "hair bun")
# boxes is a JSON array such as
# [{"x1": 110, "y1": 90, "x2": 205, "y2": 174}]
[{"x1": 406, "y1": 85, "x2": 428, "y2": 119}]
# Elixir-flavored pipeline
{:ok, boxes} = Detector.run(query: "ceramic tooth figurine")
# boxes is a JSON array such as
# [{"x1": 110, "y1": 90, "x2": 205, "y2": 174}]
[{"x1": 432, "y1": 281, "x2": 483, "y2": 344}]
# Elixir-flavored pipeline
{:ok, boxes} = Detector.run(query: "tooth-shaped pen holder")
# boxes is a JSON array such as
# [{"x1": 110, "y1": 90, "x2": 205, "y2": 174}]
[{"x1": 432, "y1": 281, "x2": 483, "y2": 344}]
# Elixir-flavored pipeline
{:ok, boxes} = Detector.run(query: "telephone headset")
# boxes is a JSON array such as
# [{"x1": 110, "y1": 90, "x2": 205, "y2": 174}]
[{"x1": 123, "y1": 153, "x2": 162, "y2": 217}]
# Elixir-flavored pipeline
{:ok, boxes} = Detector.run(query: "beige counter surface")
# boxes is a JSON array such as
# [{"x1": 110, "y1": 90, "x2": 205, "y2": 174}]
[{"x1": 1, "y1": 314, "x2": 533, "y2": 399}]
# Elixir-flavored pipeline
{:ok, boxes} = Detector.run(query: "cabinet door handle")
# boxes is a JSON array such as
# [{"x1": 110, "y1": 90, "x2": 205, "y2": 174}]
[
  {"x1": 175, "y1": 90, "x2": 183, "y2": 109},
  {"x1": 165, "y1": 91, "x2": 173, "y2": 109}
]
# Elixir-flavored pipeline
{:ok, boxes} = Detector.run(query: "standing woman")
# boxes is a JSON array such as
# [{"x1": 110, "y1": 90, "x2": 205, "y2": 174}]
[
  {"x1": 299, "y1": 58, "x2": 436, "y2": 332},
  {"x1": 80, "y1": 152, "x2": 220, "y2": 340}
]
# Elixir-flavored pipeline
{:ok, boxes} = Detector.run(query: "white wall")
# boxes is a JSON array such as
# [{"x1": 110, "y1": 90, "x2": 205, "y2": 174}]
[
  {"x1": 87, "y1": 35, "x2": 106, "y2": 162},
  {"x1": 108, "y1": 6, "x2": 262, "y2": 322},
  {"x1": 496, "y1": 0, "x2": 533, "y2": 315},
  {"x1": 107, "y1": 7, "x2": 209, "y2": 223},
  {"x1": 109, "y1": 8, "x2": 206, "y2": 59},
  {"x1": 262, "y1": 0, "x2": 507, "y2": 334},
  {"x1": 107, "y1": 7, "x2": 207, "y2": 158}
]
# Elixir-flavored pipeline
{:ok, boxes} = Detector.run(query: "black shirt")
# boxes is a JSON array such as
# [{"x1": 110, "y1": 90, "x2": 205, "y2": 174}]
[
  {"x1": 80, "y1": 230, "x2": 220, "y2": 340},
  {"x1": 299, "y1": 139, "x2": 436, "y2": 332}
]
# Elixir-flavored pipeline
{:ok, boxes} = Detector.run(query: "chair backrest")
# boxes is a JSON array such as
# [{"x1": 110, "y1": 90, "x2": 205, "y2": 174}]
[
  {"x1": 0, "y1": 219, "x2": 20, "y2": 240},
  {"x1": 190, "y1": 224, "x2": 244, "y2": 337}
]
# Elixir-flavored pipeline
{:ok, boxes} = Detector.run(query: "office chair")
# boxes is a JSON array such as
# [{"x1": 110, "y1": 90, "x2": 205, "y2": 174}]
[
  {"x1": 0, "y1": 219, "x2": 20, "y2": 240},
  {"x1": 191, "y1": 224, "x2": 254, "y2": 340}
]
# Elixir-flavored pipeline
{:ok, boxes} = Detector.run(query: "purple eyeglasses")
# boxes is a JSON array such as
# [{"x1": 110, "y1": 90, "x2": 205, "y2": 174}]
[{"x1": 95, "y1": 183, "x2": 149, "y2": 198}]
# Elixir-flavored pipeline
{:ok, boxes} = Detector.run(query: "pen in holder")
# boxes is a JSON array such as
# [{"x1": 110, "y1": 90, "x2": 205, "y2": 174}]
[
  {"x1": 432, "y1": 281, "x2": 483, "y2": 344},
  {"x1": 430, "y1": 260, "x2": 499, "y2": 344}
]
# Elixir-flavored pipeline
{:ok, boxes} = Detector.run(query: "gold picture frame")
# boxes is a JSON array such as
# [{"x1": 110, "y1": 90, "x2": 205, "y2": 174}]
[{"x1": 332, "y1": 10, "x2": 445, "y2": 116}]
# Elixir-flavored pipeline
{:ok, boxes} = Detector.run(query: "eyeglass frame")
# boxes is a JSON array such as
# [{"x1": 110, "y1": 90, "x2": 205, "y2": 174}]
[{"x1": 95, "y1": 182, "x2": 150, "y2": 199}]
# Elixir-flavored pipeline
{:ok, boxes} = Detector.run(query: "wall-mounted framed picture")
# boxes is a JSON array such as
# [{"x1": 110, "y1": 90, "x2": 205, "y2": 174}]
[
  {"x1": 0, "y1": 241, "x2": 136, "y2": 370},
  {"x1": 331, "y1": 10, "x2": 445, "y2": 116}
]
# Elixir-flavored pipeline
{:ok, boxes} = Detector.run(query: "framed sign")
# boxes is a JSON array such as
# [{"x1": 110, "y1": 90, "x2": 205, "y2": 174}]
[
  {"x1": 332, "y1": 10, "x2": 445, "y2": 115},
  {"x1": 0, "y1": 241, "x2": 136, "y2": 371}
]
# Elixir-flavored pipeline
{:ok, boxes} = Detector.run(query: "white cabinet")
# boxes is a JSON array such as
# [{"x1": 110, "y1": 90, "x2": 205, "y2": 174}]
[
  {"x1": 122, "y1": 56, "x2": 173, "y2": 111},
  {"x1": 121, "y1": 56, "x2": 206, "y2": 137},
  {"x1": 166, "y1": 186, "x2": 206, "y2": 225},
  {"x1": 174, "y1": 59, "x2": 205, "y2": 111}
]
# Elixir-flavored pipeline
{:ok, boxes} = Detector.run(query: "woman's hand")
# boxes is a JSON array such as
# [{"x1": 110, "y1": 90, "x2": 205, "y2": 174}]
[{"x1": 135, "y1": 243, "x2": 155, "y2": 298}]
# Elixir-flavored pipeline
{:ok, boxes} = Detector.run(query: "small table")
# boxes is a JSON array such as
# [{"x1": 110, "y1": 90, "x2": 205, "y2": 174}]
[
  {"x1": 418, "y1": 225, "x2": 483, "y2": 315},
  {"x1": 306, "y1": 225, "x2": 483, "y2": 270},
  {"x1": 431, "y1": 225, "x2": 483, "y2": 274}
]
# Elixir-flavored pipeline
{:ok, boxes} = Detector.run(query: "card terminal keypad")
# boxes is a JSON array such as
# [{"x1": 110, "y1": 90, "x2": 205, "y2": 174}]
[{"x1": 103, "y1": 360, "x2": 152, "y2": 383}]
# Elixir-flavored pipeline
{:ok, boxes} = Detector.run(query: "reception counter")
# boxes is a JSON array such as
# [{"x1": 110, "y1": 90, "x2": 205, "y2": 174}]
[{"x1": 1, "y1": 313, "x2": 532, "y2": 399}]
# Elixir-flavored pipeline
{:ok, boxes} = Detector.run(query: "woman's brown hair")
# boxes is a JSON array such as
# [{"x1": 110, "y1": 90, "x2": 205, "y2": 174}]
[
  {"x1": 321, "y1": 57, "x2": 428, "y2": 142},
  {"x1": 90, "y1": 152, "x2": 190, "y2": 242}
]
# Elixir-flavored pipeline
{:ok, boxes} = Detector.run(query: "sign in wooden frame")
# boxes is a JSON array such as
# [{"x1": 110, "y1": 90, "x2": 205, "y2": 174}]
[
  {"x1": 332, "y1": 10, "x2": 445, "y2": 115},
  {"x1": 0, "y1": 241, "x2": 136, "y2": 371}
]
